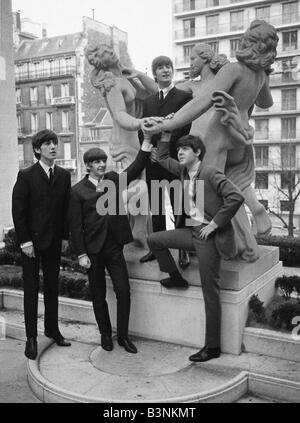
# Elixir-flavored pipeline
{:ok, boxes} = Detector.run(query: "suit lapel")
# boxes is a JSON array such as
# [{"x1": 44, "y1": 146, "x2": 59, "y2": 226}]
[{"x1": 35, "y1": 162, "x2": 50, "y2": 184}]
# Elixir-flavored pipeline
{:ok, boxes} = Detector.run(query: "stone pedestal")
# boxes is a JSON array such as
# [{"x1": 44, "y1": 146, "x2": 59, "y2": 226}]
[
  {"x1": 0, "y1": 1, "x2": 18, "y2": 241},
  {"x1": 104, "y1": 245, "x2": 281, "y2": 355}
]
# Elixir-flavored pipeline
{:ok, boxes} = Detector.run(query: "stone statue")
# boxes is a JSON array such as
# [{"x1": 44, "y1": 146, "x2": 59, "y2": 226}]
[
  {"x1": 86, "y1": 43, "x2": 158, "y2": 248},
  {"x1": 143, "y1": 20, "x2": 279, "y2": 262},
  {"x1": 176, "y1": 43, "x2": 229, "y2": 141}
]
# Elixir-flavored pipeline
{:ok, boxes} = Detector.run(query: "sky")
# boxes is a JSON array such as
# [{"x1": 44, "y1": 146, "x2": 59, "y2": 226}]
[{"x1": 12, "y1": 0, "x2": 174, "y2": 73}]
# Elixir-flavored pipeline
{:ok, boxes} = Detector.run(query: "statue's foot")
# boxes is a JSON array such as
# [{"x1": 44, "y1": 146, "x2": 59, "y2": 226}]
[
  {"x1": 252, "y1": 209, "x2": 272, "y2": 236},
  {"x1": 132, "y1": 231, "x2": 148, "y2": 249}
]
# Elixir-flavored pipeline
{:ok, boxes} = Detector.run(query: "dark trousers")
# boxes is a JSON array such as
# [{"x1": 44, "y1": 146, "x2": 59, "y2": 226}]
[
  {"x1": 21, "y1": 239, "x2": 62, "y2": 338},
  {"x1": 146, "y1": 162, "x2": 179, "y2": 233},
  {"x1": 88, "y1": 230, "x2": 131, "y2": 339},
  {"x1": 148, "y1": 226, "x2": 221, "y2": 348}
]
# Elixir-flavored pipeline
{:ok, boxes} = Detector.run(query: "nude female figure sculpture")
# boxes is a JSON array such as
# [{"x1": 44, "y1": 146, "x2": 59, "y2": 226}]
[
  {"x1": 144, "y1": 20, "x2": 279, "y2": 261},
  {"x1": 86, "y1": 44, "x2": 158, "y2": 248}
]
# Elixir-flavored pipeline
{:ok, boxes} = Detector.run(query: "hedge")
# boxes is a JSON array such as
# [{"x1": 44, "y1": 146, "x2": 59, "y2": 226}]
[{"x1": 256, "y1": 234, "x2": 300, "y2": 267}]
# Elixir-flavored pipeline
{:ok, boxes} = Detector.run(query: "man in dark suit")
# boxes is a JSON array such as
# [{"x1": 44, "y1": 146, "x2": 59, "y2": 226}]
[
  {"x1": 147, "y1": 134, "x2": 244, "y2": 362},
  {"x1": 68, "y1": 140, "x2": 152, "y2": 354},
  {"x1": 139, "y1": 56, "x2": 192, "y2": 267},
  {"x1": 12, "y1": 130, "x2": 71, "y2": 360}
]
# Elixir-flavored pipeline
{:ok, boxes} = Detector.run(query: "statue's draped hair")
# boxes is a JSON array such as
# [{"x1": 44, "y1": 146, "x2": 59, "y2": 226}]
[
  {"x1": 236, "y1": 20, "x2": 278, "y2": 74},
  {"x1": 193, "y1": 43, "x2": 230, "y2": 74}
]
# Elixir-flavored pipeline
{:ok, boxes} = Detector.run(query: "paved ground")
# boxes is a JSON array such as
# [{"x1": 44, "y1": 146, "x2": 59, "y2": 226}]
[{"x1": 0, "y1": 338, "x2": 40, "y2": 403}]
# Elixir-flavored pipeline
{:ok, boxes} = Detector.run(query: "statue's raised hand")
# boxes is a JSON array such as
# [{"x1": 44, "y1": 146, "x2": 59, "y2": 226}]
[{"x1": 141, "y1": 117, "x2": 164, "y2": 136}]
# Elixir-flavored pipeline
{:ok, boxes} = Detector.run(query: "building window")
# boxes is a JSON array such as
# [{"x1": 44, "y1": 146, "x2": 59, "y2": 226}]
[
  {"x1": 18, "y1": 143, "x2": 24, "y2": 165},
  {"x1": 207, "y1": 41, "x2": 219, "y2": 54},
  {"x1": 17, "y1": 114, "x2": 22, "y2": 133},
  {"x1": 64, "y1": 142, "x2": 71, "y2": 160},
  {"x1": 280, "y1": 200, "x2": 293, "y2": 212},
  {"x1": 61, "y1": 83, "x2": 70, "y2": 98},
  {"x1": 206, "y1": 0, "x2": 219, "y2": 7},
  {"x1": 183, "y1": 19, "x2": 195, "y2": 38},
  {"x1": 255, "y1": 146, "x2": 269, "y2": 167},
  {"x1": 45, "y1": 85, "x2": 53, "y2": 104},
  {"x1": 282, "y1": 1, "x2": 298, "y2": 24},
  {"x1": 255, "y1": 119, "x2": 269, "y2": 140},
  {"x1": 281, "y1": 171, "x2": 296, "y2": 189},
  {"x1": 282, "y1": 117, "x2": 296, "y2": 139},
  {"x1": 259, "y1": 200, "x2": 269, "y2": 210},
  {"x1": 255, "y1": 172, "x2": 269, "y2": 190},
  {"x1": 183, "y1": 44, "x2": 195, "y2": 63},
  {"x1": 46, "y1": 112, "x2": 53, "y2": 130},
  {"x1": 183, "y1": 0, "x2": 195, "y2": 11},
  {"x1": 183, "y1": 71, "x2": 190, "y2": 80},
  {"x1": 230, "y1": 38, "x2": 240, "y2": 57},
  {"x1": 16, "y1": 88, "x2": 21, "y2": 104},
  {"x1": 256, "y1": 6, "x2": 270, "y2": 22},
  {"x1": 230, "y1": 10, "x2": 244, "y2": 32},
  {"x1": 281, "y1": 145, "x2": 296, "y2": 167},
  {"x1": 282, "y1": 89, "x2": 296, "y2": 110},
  {"x1": 31, "y1": 113, "x2": 38, "y2": 133},
  {"x1": 62, "y1": 111, "x2": 69, "y2": 132},
  {"x1": 281, "y1": 58, "x2": 298, "y2": 82},
  {"x1": 282, "y1": 31, "x2": 298, "y2": 51},
  {"x1": 206, "y1": 14, "x2": 218, "y2": 35},
  {"x1": 30, "y1": 87, "x2": 38, "y2": 105}
]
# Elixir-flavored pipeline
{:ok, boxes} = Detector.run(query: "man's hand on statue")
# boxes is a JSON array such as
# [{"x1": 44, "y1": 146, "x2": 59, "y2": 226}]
[
  {"x1": 164, "y1": 113, "x2": 175, "y2": 120},
  {"x1": 22, "y1": 245, "x2": 35, "y2": 259},
  {"x1": 141, "y1": 118, "x2": 164, "y2": 135},
  {"x1": 79, "y1": 255, "x2": 91, "y2": 270},
  {"x1": 199, "y1": 224, "x2": 217, "y2": 240}
]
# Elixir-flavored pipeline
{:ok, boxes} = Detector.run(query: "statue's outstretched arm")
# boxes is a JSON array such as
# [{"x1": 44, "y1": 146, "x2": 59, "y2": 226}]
[
  {"x1": 106, "y1": 84, "x2": 142, "y2": 131},
  {"x1": 162, "y1": 63, "x2": 238, "y2": 132},
  {"x1": 123, "y1": 69, "x2": 158, "y2": 100}
]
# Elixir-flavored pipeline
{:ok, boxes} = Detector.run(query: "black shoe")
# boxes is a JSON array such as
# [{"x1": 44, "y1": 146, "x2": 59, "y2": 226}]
[
  {"x1": 25, "y1": 337, "x2": 37, "y2": 360},
  {"x1": 139, "y1": 251, "x2": 156, "y2": 263},
  {"x1": 44, "y1": 330, "x2": 71, "y2": 347},
  {"x1": 160, "y1": 276, "x2": 189, "y2": 289},
  {"x1": 117, "y1": 337, "x2": 138, "y2": 354},
  {"x1": 101, "y1": 334, "x2": 113, "y2": 352},
  {"x1": 178, "y1": 250, "x2": 190, "y2": 270},
  {"x1": 189, "y1": 346, "x2": 221, "y2": 363}
]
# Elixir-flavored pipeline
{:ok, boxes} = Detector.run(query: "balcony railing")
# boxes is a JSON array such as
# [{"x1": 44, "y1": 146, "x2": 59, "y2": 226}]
[
  {"x1": 51, "y1": 96, "x2": 75, "y2": 106},
  {"x1": 55, "y1": 159, "x2": 77, "y2": 170},
  {"x1": 174, "y1": 13, "x2": 300, "y2": 40},
  {"x1": 15, "y1": 67, "x2": 76, "y2": 82}
]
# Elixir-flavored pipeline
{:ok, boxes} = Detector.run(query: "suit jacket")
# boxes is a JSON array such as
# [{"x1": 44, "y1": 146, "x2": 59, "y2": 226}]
[
  {"x1": 69, "y1": 149, "x2": 150, "y2": 257},
  {"x1": 142, "y1": 86, "x2": 192, "y2": 159},
  {"x1": 12, "y1": 162, "x2": 71, "y2": 251},
  {"x1": 156, "y1": 142, "x2": 245, "y2": 259}
]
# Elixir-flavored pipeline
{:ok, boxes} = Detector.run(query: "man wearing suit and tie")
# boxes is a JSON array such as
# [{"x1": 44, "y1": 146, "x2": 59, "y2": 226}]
[
  {"x1": 147, "y1": 134, "x2": 244, "y2": 362},
  {"x1": 139, "y1": 56, "x2": 192, "y2": 267},
  {"x1": 12, "y1": 130, "x2": 71, "y2": 360},
  {"x1": 68, "y1": 139, "x2": 152, "y2": 354}
]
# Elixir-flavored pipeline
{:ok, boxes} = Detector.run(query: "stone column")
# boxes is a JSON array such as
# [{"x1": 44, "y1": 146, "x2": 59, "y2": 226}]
[{"x1": 0, "y1": 0, "x2": 18, "y2": 242}]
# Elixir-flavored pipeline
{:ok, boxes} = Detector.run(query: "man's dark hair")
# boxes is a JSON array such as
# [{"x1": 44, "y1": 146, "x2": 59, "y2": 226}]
[
  {"x1": 151, "y1": 56, "x2": 174, "y2": 80},
  {"x1": 83, "y1": 148, "x2": 108, "y2": 165},
  {"x1": 32, "y1": 130, "x2": 58, "y2": 160},
  {"x1": 176, "y1": 135, "x2": 206, "y2": 161}
]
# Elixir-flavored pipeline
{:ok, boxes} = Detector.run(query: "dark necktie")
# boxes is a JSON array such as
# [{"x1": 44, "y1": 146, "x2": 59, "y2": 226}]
[
  {"x1": 49, "y1": 168, "x2": 54, "y2": 184},
  {"x1": 159, "y1": 90, "x2": 164, "y2": 102}
]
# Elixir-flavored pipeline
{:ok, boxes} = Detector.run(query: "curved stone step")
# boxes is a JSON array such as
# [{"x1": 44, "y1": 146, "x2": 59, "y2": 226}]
[{"x1": 27, "y1": 337, "x2": 248, "y2": 403}]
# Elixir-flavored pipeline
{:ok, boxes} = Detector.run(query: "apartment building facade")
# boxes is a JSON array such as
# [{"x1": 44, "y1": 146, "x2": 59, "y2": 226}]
[
  {"x1": 172, "y1": 0, "x2": 300, "y2": 222},
  {"x1": 15, "y1": 16, "x2": 132, "y2": 183}
]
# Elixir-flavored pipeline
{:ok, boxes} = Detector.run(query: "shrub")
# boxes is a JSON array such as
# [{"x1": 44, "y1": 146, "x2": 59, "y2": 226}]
[
  {"x1": 248, "y1": 294, "x2": 266, "y2": 324},
  {"x1": 270, "y1": 301, "x2": 300, "y2": 331},
  {"x1": 275, "y1": 276, "x2": 296, "y2": 300},
  {"x1": 3, "y1": 229, "x2": 20, "y2": 253},
  {"x1": 256, "y1": 235, "x2": 300, "y2": 267}
]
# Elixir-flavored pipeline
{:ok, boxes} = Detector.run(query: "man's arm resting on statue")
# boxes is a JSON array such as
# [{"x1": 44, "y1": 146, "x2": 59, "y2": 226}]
[{"x1": 156, "y1": 134, "x2": 181, "y2": 178}]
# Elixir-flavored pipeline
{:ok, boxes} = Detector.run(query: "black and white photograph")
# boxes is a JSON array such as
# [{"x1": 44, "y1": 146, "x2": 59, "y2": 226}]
[{"x1": 0, "y1": 0, "x2": 299, "y2": 409}]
